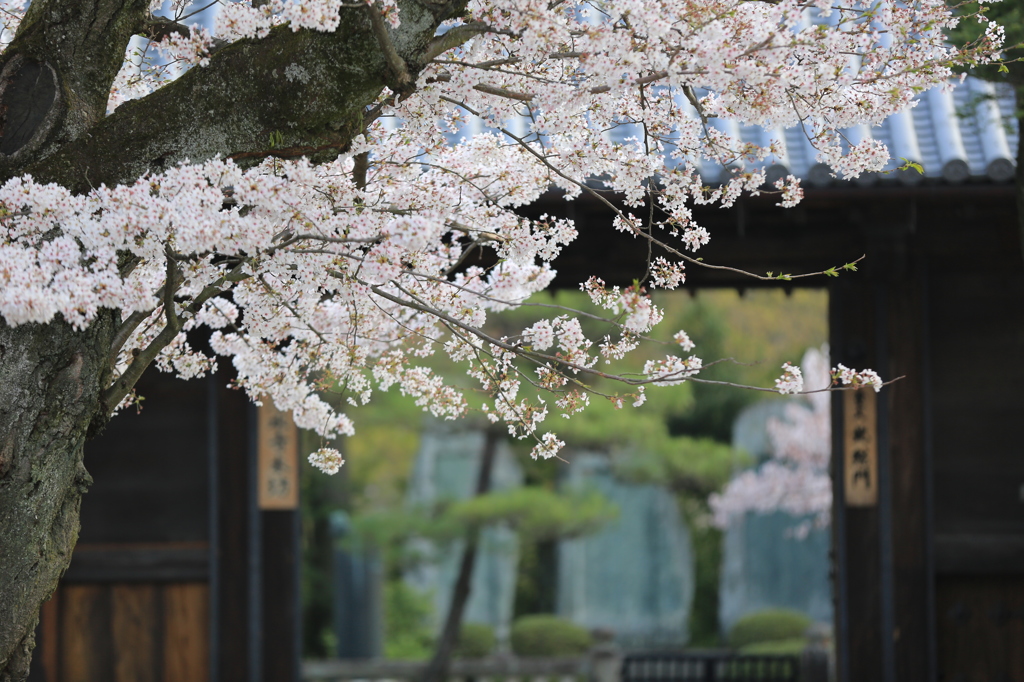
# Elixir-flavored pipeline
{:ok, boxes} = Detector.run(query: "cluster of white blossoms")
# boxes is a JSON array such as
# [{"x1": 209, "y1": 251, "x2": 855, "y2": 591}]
[
  {"x1": 710, "y1": 347, "x2": 833, "y2": 537},
  {"x1": 833, "y1": 363, "x2": 884, "y2": 392},
  {"x1": 0, "y1": 0, "x2": 1002, "y2": 469},
  {"x1": 774, "y1": 362, "x2": 804, "y2": 395}
]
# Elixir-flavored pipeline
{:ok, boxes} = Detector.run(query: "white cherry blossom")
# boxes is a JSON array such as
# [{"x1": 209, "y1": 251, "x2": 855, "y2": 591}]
[{"x1": 0, "y1": 0, "x2": 1001, "y2": 470}]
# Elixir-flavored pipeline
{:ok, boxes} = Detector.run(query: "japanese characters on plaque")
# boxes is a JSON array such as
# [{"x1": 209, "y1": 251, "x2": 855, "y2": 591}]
[
  {"x1": 843, "y1": 388, "x2": 878, "y2": 507},
  {"x1": 257, "y1": 402, "x2": 299, "y2": 510}
]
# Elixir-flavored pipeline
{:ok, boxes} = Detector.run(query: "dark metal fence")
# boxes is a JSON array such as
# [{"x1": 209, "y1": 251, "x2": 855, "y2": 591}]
[
  {"x1": 621, "y1": 652, "x2": 799, "y2": 682},
  {"x1": 302, "y1": 651, "x2": 605, "y2": 682},
  {"x1": 303, "y1": 647, "x2": 827, "y2": 682}
]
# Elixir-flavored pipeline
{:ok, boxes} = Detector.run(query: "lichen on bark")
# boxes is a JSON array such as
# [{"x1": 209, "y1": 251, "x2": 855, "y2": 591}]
[{"x1": 0, "y1": 313, "x2": 116, "y2": 682}]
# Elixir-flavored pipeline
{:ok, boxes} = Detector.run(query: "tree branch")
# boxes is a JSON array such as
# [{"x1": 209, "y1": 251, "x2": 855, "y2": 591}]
[
  {"x1": 7, "y1": 0, "x2": 466, "y2": 192},
  {"x1": 143, "y1": 16, "x2": 230, "y2": 51},
  {"x1": 422, "y1": 22, "x2": 493, "y2": 63},
  {"x1": 364, "y1": 3, "x2": 412, "y2": 91}
]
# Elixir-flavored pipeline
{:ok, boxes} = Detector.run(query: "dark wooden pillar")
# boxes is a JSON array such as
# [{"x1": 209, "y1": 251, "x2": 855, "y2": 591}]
[
  {"x1": 213, "y1": 372, "x2": 302, "y2": 682},
  {"x1": 926, "y1": 194, "x2": 1024, "y2": 681},
  {"x1": 213, "y1": 371, "x2": 254, "y2": 682},
  {"x1": 261, "y1": 510, "x2": 302, "y2": 682},
  {"x1": 831, "y1": 221, "x2": 933, "y2": 682},
  {"x1": 886, "y1": 254, "x2": 932, "y2": 682},
  {"x1": 831, "y1": 273, "x2": 885, "y2": 682}
]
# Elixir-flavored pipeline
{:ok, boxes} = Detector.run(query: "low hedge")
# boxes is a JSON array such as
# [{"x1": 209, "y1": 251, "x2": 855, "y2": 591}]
[
  {"x1": 510, "y1": 615, "x2": 592, "y2": 657},
  {"x1": 728, "y1": 609, "x2": 812, "y2": 650},
  {"x1": 739, "y1": 637, "x2": 808, "y2": 655},
  {"x1": 455, "y1": 623, "x2": 496, "y2": 658}
]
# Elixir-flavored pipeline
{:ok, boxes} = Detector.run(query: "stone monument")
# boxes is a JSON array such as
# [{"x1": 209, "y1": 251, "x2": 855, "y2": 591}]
[
  {"x1": 718, "y1": 400, "x2": 833, "y2": 635},
  {"x1": 404, "y1": 421, "x2": 523, "y2": 645},
  {"x1": 558, "y1": 451, "x2": 695, "y2": 649}
]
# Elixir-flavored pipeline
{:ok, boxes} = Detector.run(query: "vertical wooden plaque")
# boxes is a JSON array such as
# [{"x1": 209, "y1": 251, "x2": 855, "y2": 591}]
[
  {"x1": 844, "y1": 388, "x2": 878, "y2": 507},
  {"x1": 257, "y1": 402, "x2": 299, "y2": 510}
]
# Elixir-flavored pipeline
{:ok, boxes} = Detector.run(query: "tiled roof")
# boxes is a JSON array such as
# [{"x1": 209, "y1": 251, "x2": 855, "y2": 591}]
[
  {"x1": 184, "y1": 3, "x2": 1018, "y2": 188},
  {"x1": 423, "y1": 76, "x2": 1018, "y2": 188}
]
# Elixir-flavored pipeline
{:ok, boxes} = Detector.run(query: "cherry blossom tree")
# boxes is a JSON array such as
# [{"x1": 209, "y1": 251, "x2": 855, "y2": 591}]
[{"x1": 0, "y1": 0, "x2": 1003, "y2": 676}]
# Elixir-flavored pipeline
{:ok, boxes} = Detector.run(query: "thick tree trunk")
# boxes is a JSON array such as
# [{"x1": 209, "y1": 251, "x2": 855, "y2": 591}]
[
  {"x1": 0, "y1": 314, "x2": 116, "y2": 681},
  {"x1": 419, "y1": 427, "x2": 500, "y2": 682}
]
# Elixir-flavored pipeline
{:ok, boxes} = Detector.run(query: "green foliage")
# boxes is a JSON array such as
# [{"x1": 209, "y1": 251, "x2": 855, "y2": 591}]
[
  {"x1": 300, "y1": 430, "x2": 349, "y2": 657},
  {"x1": 728, "y1": 609, "x2": 813, "y2": 650},
  {"x1": 343, "y1": 389, "x2": 424, "y2": 512},
  {"x1": 486, "y1": 289, "x2": 699, "y2": 432},
  {"x1": 455, "y1": 623, "x2": 497, "y2": 658},
  {"x1": 613, "y1": 436, "x2": 742, "y2": 497},
  {"x1": 513, "y1": 539, "x2": 558, "y2": 617},
  {"x1": 311, "y1": 288, "x2": 831, "y2": 659},
  {"x1": 897, "y1": 158, "x2": 925, "y2": 175},
  {"x1": 738, "y1": 637, "x2": 808, "y2": 655},
  {"x1": 667, "y1": 289, "x2": 828, "y2": 442},
  {"x1": 547, "y1": 382, "x2": 694, "y2": 452},
  {"x1": 449, "y1": 487, "x2": 617, "y2": 540},
  {"x1": 383, "y1": 582, "x2": 435, "y2": 660},
  {"x1": 510, "y1": 615, "x2": 592, "y2": 656},
  {"x1": 687, "y1": 524, "x2": 724, "y2": 647},
  {"x1": 947, "y1": 1, "x2": 1024, "y2": 87},
  {"x1": 350, "y1": 487, "x2": 617, "y2": 567}
]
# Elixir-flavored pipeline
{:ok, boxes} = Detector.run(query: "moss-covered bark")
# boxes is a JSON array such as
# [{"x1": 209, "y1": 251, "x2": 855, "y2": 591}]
[
  {"x1": 0, "y1": 313, "x2": 116, "y2": 682},
  {"x1": 0, "y1": 0, "x2": 465, "y2": 677}
]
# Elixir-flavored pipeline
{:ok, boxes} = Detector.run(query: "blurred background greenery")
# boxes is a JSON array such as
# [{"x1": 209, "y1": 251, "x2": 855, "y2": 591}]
[{"x1": 301, "y1": 287, "x2": 828, "y2": 657}]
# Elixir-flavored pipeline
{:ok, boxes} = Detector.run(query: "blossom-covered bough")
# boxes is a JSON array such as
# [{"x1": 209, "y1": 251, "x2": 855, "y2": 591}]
[{"x1": 0, "y1": 0, "x2": 1004, "y2": 676}]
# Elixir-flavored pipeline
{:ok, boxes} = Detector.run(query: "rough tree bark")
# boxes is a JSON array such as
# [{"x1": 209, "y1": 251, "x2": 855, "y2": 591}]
[
  {"x1": 0, "y1": 315, "x2": 116, "y2": 682},
  {"x1": 0, "y1": 0, "x2": 464, "y2": 677}
]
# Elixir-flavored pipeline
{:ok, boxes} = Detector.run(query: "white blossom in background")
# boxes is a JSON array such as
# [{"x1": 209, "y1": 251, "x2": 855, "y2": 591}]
[
  {"x1": 0, "y1": 0, "x2": 1003, "y2": 469},
  {"x1": 711, "y1": 347, "x2": 832, "y2": 537}
]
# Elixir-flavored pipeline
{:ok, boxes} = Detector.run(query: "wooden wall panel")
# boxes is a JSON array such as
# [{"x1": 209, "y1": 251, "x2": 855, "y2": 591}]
[
  {"x1": 111, "y1": 585, "x2": 160, "y2": 682},
  {"x1": 262, "y1": 511, "x2": 301, "y2": 682},
  {"x1": 163, "y1": 583, "x2": 209, "y2": 682},
  {"x1": 59, "y1": 585, "x2": 113, "y2": 682},
  {"x1": 936, "y1": 576, "x2": 1024, "y2": 682},
  {"x1": 34, "y1": 580, "x2": 209, "y2": 682},
  {"x1": 79, "y1": 372, "x2": 209, "y2": 545},
  {"x1": 928, "y1": 225, "x2": 1024, "y2": 572},
  {"x1": 215, "y1": 371, "x2": 255, "y2": 682}
]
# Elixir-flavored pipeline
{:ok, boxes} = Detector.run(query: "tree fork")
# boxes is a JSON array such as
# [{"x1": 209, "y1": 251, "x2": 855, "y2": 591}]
[{"x1": 3, "y1": 0, "x2": 469, "y2": 191}]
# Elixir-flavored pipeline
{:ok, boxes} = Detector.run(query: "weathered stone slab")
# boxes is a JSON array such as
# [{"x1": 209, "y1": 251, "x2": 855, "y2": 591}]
[
  {"x1": 557, "y1": 452, "x2": 694, "y2": 649},
  {"x1": 405, "y1": 422, "x2": 523, "y2": 644}
]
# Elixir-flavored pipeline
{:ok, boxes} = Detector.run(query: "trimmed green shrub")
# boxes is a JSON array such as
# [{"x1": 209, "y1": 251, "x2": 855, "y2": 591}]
[
  {"x1": 455, "y1": 623, "x2": 497, "y2": 658},
  {"x1": 739, "y1": 637, "x2": 808, "y2": 655},
  {"x1": 510, "y1": 615, "x2": 592, "y2": 657},
  {"x1": 729, "y1": 609, "x2": 812, "y2": 649}
]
